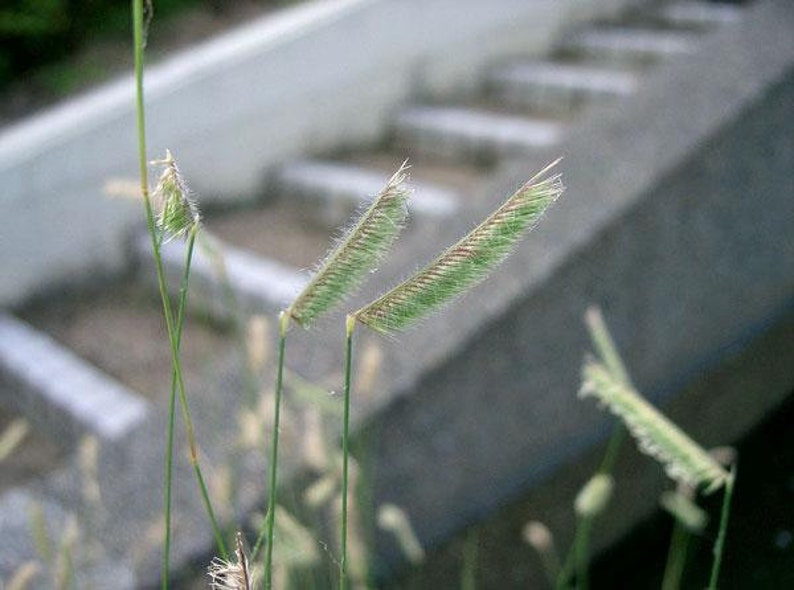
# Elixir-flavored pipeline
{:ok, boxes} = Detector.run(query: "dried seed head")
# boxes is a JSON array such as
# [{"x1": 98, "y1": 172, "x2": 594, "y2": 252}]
[
  {"x1": 6, "y1": 561, "x2": 40, "y2": 590},
  {"x1": 377, "y1": 504, "x2": 425, "y2": 564},
  {"x1": 0, "y1": 418, "x2": 29, "y2": 462},
  {"x1": 151, "y1": 149, "x2": 200, "y2": 241},
  {"x1": 78, "y1": 435, "x2": 102, "y2": 508},
  {"x1": 246, "y1": 315, "x2": 270, "y2": 374},
  {"x1": 522, "y1": 520, "x2": 561, "y2": 583},
  {"x1": 208, "y1": 532, "x2": 254, "y2": 590}
]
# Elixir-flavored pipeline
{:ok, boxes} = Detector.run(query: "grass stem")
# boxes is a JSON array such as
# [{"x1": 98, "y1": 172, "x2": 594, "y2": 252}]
[
  {"x1": 661, "y1": 521, "x2": 691, "y2": 590},
  {"x1": 263, "y1": 311, "x2": 290, "y2": 589},
  {"x1": 340, "y1": 314, "x2": 356, "y2": 590},
  {"x1": 161, "y1": 226, "x2": 197, "y2": 589},
  {"x1": 133, "y1": 0, "x2": 227, "y2": 576},
  {"x1": 460, "y1": 528, "x2": 478, "y2": 590},
  {"x1": 707, "y1": 466, "x2": 736, "y2": 590}
]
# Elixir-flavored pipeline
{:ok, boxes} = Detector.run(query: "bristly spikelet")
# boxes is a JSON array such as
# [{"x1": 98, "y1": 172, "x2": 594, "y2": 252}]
[
  {"x1": 579, "y1": 359, "x2": 728, "y2": 494},
  {"x1": 208, "y1": 532, "x2": 254, "y2": 590},
  {"x1": 354, "y1": 159, "x2": 563, "y2": 333},
  {"x1": 287, "y1": 162, "x2": 411, "y2": 327},
  {"x1": 151, "y1": 149, "x2": 200, "y2": 241}
]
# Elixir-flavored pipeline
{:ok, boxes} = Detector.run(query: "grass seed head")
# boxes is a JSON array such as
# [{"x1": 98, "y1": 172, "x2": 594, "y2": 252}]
[
  {"x1": 354, "y1": 159, "x2": 563, "y2": 333},
  {"x1": 151, "y1": 149, "x2": 201, "y2": 241},
  {"x1": 580, "y1": 359, "x2": 728, "y2": 495},
  {"x1": 287, "y1": 162, "x2": 411, "y2": 328}
]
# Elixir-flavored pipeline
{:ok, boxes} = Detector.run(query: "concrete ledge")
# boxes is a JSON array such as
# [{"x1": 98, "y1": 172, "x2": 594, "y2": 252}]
[
  {"x1": 134, "y1": 233, "x2": 307, "y2": 317},
  {"x1": 275, "y1": 159, "x2": 459, "y2": 227},
  {"x1": 0, "y1": 313, "x2": 151, "y2": 445}
]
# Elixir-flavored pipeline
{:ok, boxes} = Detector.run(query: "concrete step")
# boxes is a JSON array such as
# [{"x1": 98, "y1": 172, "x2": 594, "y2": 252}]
[
  {"x1": 338, "y1": 150, "x2": 491, "y2": 202},
  {"x1": 393, "y1": 105, "x2": 564, "y2": 163},
  {"x1": 134, "y1": 232, "x2": 307, "y2": 319},
  {"x1": 564, "y1": 27, "x2": 700, "y2": 63},
  {"x1": 656, "y1": 1, "x2": 744, "y2": 29},
  {"x1": 488, "y1": 60, "x2": 639, "y2": 113},
  {"x1": 274, "y1": 159, "x2": 459, "y2": 228},
  {"x1": 0, "y1": 313, "x2": 151, "y2": 445}
]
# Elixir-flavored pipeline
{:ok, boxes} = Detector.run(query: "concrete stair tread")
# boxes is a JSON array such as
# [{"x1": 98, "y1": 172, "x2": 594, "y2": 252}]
[
  {"x1": 135, "y1": 230, "x2": 307, "y2": 314},
  {"x1": 394, "y1": 105, "x2": 564, "y2": 161},
  {"x1": 275, "y1": 159, "x2": 460, "y2": 221},
  {"x1": 18, "y1": 279, "x2": 247, "y2": 406},
  {"x1": 565, "y1": 27, "x2": 700, "y2": 62},
  {"x1": 656, "y1": 1, "x2": 744, "y2": 28},
  {"x1": 488, "y1": 60, "x2": 640, "y2": 110},
  {"x1": 204, "y1": 200, "x2": 332, "y2": 269},
  {"x1": 341, "y1": 149, "x2": 491, "y2": 200},
  {"x1": 0, "y1": 312, "x2": 150, "y2": 443}
]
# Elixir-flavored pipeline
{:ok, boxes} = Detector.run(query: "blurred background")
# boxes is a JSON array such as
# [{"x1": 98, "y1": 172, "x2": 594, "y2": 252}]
[{"x1": 1, "y1": 0, "x2": 791, "y2": 588}]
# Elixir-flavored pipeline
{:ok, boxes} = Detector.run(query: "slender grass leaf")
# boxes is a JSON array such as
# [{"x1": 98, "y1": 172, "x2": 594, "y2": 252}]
[
  {"x1": 354, "y1": 159, "x2": 563, "y2": 333},
  {"x1": 579, "y1": 358, "x2": 728, "y2": 494},
  {"x1": 287, "y1": 162, "x2": 410, "y2": 327}
]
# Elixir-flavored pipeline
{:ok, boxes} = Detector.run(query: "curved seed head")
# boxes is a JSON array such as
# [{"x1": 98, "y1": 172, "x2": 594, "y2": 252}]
[
  {"x1": 580, "y1": 359, "x2": 728, "y2": 495},
  {"x1": 287, "y1": 162, "x2": 411, "y2": 327},
  {"x1": 355, "y1": 159, "x2": 563, "y2": 333}
]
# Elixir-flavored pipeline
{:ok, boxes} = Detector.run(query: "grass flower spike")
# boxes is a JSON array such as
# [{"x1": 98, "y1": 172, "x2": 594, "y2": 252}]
[
  {"x1": 151, "y1": 149, "x2": 201, "y2": 242},
  {"x1": 354, "y1": 159, "x2": 563, "y2": 333},
  {"x1": 287, "y1": 162, "x2": 411, "y2": 327},
  {"x1": 579, "y1": 359, "x2": 728, "y2": 494},
  {"x1": 265, "y1": 163, "x2": 409, "y2": 589}
]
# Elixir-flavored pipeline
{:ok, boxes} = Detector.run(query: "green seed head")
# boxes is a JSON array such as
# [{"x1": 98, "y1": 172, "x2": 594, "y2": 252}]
[
  {"x1": 574, "y1": 473, "x2": 614, "y2": 517},
  {"x1": 354, "y1": 159, "x2": 564, "y2": 333},
  {"x1": 580, "y1": 359, "x2": 728, "y2": 495},
  {"x1": 151, "y1": 150, "x2": 200, "y2": 241},
  {"x1": 287, "y1": 162, "x2": 411, "y2": 328}
]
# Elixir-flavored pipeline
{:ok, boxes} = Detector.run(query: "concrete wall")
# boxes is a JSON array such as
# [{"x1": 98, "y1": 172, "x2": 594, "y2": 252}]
[
  {"x1": 361, "y1": 0, "x2": 794, "y2": 572},
  {"x1": 0, "y1": 0, "x2": 640, "y2": 306}
]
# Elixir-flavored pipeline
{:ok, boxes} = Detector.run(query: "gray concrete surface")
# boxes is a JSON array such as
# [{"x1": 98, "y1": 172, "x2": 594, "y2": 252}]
[{"x1": 361, "y1": 0, "x2": 794, "y2": 574}]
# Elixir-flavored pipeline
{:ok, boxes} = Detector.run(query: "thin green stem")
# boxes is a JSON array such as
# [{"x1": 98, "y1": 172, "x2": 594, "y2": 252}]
[
  {"x1": 264, "y1": 311, "x2": 289, "y2": 589},
  {"x1": 597, "y1": 424, "x2": 626, "y2": 475},
  {"x1": 557, "y1": 426, "x2": 621, "y2": 589},
  {"x1": 661, "y1": 521, "x2": 691, "y2": 590},
  {"x1": 708, "y1": 467, "x2": 736, "y2": 590},
  {"x1": 133, "y1": 0, "x2": 227, "y2": 567},
  {"x1": 161, "y1": 226, "x2": 197, "y2": 589},
  {"x1": 340, "y1": 315, "x2": 356, "y2": 590},
  {"x1": 573, "y1": 516, "x2": 593, "y2": 590},
  {"x1": 460, "y1": 528, "x2": 478, "y2": 590}
]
